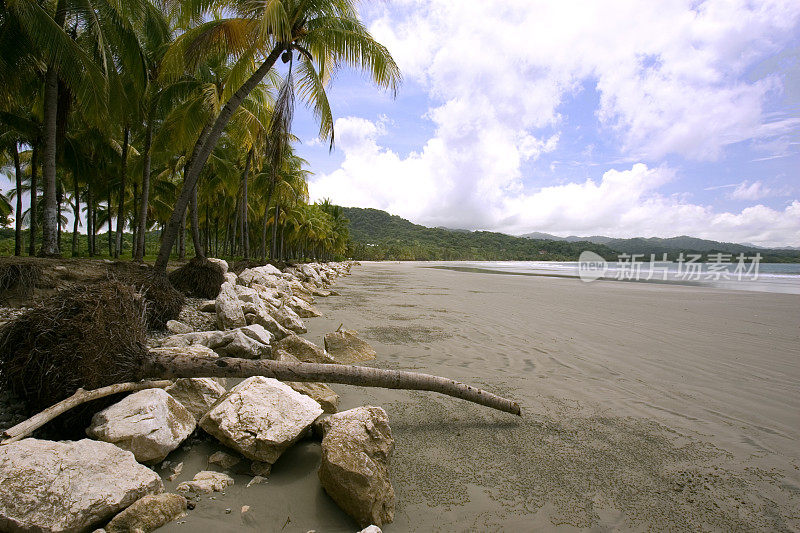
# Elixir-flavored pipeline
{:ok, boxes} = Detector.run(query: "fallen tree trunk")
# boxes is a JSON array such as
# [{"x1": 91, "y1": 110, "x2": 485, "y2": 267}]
[
  {"x1": 142, "y1": 354, "x2": 522, "y2": 416},
  {"x1": 0, "y1": 380, "x2": 172, "y2": 445}
]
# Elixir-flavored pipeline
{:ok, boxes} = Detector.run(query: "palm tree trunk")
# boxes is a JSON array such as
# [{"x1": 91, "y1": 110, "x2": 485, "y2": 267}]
[
  {"x1": 179, "y1": 210, "x2": 186, "y2": 260},
  {"x1": 40, "y1": 64, "x2": 60, "y2": 257},
  {"x1": 107, "y1": 188, "x2": 113, "y2": 257},
  {"x1": 71, "y1": 172, "x2": 80, "y2": 257},
  {"x1": 242, "y1": 148, "x2": 253, "y2": 260},
  {"x1": 231, "y1": 190, "x2": 240, "y2": 258},
  {"x1": 280, "y1": 222, "x2": 286, "y2": 261},
  {"x1": 214, "y1": 216, "x2": 220, "y2": 257},
  {"x1": 134, "y1": 119, "x2": 153, "y2": 261},
  {"x1": 12, "y1": 144, "x2": 22, "y2": 256},
  {"x1": 154, "y1": 46, "x2": 285, "y2": 273},
  {"x1": 56, "y1": 185, "x2": 62, "y2": 251},
  {"x1": 28, "y1": 145, "x2": 38, "y2": 256},
  {"x1": 190, "y1": 183, "x2": 203, "y2": 258},
  {"x1": 271, "y1": 204, "x2": 280, "y2": 259},
  {"x1": 131, "y1": 181, "x2": 138, "y2": 259},
  {"x1": 87, "y1": 185, "x2": 94, "y2": 256},
  {"x1": 39, "y1": 0, "x2": 66, "y2": 257},
  {"x1": 114, "y1": 126, "x2": 129, "y2": 258},
  {"x1": 205, "y1": 203, "x2": 211, "y2": 255}
]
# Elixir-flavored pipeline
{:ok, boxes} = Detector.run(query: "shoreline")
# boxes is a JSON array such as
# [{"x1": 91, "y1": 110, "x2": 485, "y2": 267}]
[
  {"x1": 297, "y1": 262, "x2": 800, "y2": 531},
  {"x1": 2, "y1": 259, "x2": 798, "y2": 531}
]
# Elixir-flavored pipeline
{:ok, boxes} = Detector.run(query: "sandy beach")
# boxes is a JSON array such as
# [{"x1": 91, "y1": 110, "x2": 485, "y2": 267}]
[{"x1": 158, "y1": 261, "x2": 800, "y2": 532}]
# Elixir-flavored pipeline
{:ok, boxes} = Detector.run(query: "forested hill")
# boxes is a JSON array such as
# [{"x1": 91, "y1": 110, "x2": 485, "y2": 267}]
[
  {"x1": 342, "y1": 207, "x2": 800, "y2": 262},
  {"x1": 522, "y1": 232, "x2": 800, "y2": 255},
  {"x1": 342, "y1": 207, "x2": 617, "y2": 261}
]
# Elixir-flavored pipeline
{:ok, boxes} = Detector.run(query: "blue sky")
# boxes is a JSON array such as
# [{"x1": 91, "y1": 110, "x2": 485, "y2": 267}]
[{"x1": 294, "y1": 0, "x2": 800, "y2": 246}]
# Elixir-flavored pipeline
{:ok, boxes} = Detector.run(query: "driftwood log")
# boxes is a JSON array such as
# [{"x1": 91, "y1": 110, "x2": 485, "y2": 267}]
[
  {"x1": 0, "y1": 380, "x2": 173, "y2": 445},
  {"x1": 1, "y1": 357, "x2": 520, "y2": 445},
  {"x1": 141, "y1": 354, "x2": 522, "y2": 416}
]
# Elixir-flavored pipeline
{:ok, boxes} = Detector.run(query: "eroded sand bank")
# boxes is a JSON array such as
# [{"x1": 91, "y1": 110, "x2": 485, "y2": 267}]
[{"x1": 161, "y1": 261, "x2": 800, "y2": 532}]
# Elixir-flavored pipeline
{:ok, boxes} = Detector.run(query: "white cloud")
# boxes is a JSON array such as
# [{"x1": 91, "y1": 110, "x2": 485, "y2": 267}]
[
  {"x1": 311, "y1": 117, "x2": 800, "y2": 246},
  {"x1": 370, "y1": 0, "x2": 800, "y2": 161},
  {"x1": 308, "y1": 1, "x2": 800, "y2": 246},
  {"x1": 730, "y1": 181, "x2": 774, "y2": 201}
]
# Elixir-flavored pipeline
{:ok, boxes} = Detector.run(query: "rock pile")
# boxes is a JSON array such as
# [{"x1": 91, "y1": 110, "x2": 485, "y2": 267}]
[{"x1": 0, "y1": 261, "x2": 397, "y2": 531}]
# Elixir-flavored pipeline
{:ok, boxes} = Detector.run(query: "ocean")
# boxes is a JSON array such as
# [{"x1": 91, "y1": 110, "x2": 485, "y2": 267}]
[{"x1": 427, "y1": 261, "x2": 800, "y2": 294}]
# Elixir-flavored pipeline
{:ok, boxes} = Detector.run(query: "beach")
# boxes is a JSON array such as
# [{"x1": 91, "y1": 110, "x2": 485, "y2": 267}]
[{"x1": 156, "y1": 261, "x2": 800, "y2": 532}]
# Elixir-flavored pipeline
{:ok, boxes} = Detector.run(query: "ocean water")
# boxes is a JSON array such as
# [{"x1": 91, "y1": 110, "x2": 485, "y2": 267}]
[{"x1": 427, "y1": 261, "x2": 800, "y2": 294}]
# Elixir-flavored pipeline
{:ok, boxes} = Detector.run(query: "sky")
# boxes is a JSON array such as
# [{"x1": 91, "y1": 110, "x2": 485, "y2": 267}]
[{"x1": 294, "y1": 0, "x2": 800, "y2": 247}]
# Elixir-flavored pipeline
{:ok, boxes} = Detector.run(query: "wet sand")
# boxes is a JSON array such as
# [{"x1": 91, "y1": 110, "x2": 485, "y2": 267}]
[{"x1": 162, "y1": 261, "x2": 800, "y2": 532}]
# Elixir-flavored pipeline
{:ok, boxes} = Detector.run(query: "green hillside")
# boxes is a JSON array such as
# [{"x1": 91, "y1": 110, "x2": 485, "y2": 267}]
[
  {"x1": 342, "y1": 207, "x2": 617, "y2": 261},
  {"x1": 343, "y1": 207, "x2": 800, "y2": 262}
]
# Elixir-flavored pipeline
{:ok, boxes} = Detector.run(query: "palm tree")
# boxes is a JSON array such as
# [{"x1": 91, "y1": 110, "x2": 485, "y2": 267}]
[
  {"x1": 0, "y1": 130, "x2": 24, "y2": 254},
  {"x1": 5, "y1": 0, "x2": 160, "y2": 256},
  {"x1": 152, "y1": 0, "x2": 400, "y2": 272}
]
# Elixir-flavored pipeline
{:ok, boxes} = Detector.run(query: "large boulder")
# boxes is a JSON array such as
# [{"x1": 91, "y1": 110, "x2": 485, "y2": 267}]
[
  {"x1": 288, "y1": 295, "x2": 321, "y2": 318},
  {"x1": 166, "y1": 319, "x2": 193, "y2": 334},
  {"x1": 165, "y1": 378, "x2": 227, "y2": 420},
  {"x1": 304, "y1": 281, "x2": 331, "y2": 297},
  {"x1": 323, "y1": 330, "x2": 378, "y2": 364},
  {"x1": 238, "y1": 268, "x2": 292, "y2": 296},
  {"x1": 199, "y1": 377, "x2": 323, "y2": 464},
  {"x1": 245, "y1": 308, "x2": 290, "y2": 341},
  {"x1": 271, "y1": 305, "x2": 307, "y2": 334},
  {"x1": 0, "y1": 439, "x2": 163, "y2": 532},
  {"x1": 288, "y1": 280, "x2": 315, "y2": 303},
  {"x1": 87, "y1": 388, "x2": 196, "y2": 464},
  {"x1": 318, "y1": 406, "x2": 395, "y2": 527},
  {"x1": 250, "y1": 284, "x2": 283, "y2": 308},
  {"x1": 215, "y1": 281, "x2": 246, "y2": 330},
  {"x1": 298, "y1": 264, "x2": 323, "y2": 285},
  {"x1": 158, "y1": 324, "x2": 272, "y2": 359},
  {"x1": 105, "y1": 493, "x2": 187, "y2": 533},
  {"x1": 275, "y1": 334, "x2": 336, "y2": 364},
  {"x1": 237, "y1": 265, "x2": 282, "y2": 286},
  {"x1": 149, "y1": 344, "x2": 219, "y2": 359},
  {"x1": 206, "y1": 257, "x2": 229, "y2": 275},
  {"x1": 274, "y1": 349, "x2": 339, "y2": 413}
]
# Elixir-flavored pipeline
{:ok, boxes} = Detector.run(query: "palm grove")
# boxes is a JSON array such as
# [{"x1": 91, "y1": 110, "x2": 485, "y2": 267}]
[{"x1": 0, "y1": 0, "x2": 400, "y2": 270}]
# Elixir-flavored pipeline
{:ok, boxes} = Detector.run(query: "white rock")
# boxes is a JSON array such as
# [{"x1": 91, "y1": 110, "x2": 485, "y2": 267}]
[
  {"x1": 207, "y1": 451, "x2": 240, "y2": 469},
  {"x1": 216, "y1": 282, "x2": 246, "y2": 330},
  {"x1": 105, "y1": 493, "x2": 187, "y2": 533},
  {"x1": 159, "y1": 326, "x2": 271, "y2": 359},
  {"x1": 150, "y1": 344, "x2": 219, "y2": 359},
  {"x1": 166, "y1": 320, "x2": 194, "y2": 334},
  {"x1": 274, "y1": 349, "x2": 339, "y2": 413},
  {"x1": 245, "y1": 309, "x2": 290, "y2": 341},
  {"x1": 0, "y1": 439, "x2": 163, "y2": 532},
  {"x1": 359, "y1": 527, "x2": 382, "y2": 533},
  {"x1": 271, "y1": 305, "x2": 307, "y2": 334},
  {"x1": 246, "y1": 476, "x2": 268, "y2": 487},
  {"x1": 237, "y1": 265, "x2": 283, "y2": 287},
  {"x1": 213, "y1": 326, "x2": 271, "y2": 359},
  {"x1": 198, "y1": 299, "x2": 217, "y2": 312},
  {"x1": 207, "y1": 257, "x2": 229, "y2": 275},
  {"x1": 288, "y1": 295, "x2": 321, "y2": 318},
  {"x1": 275, "y1": 334, "x2": 336, "y2": 364},
  {"x1": 87, "y1": 389, "x2": 196, "y2": 463},
  {"x1": 250, "y1": 284, "x2": 283, "y2": 307},
  {"x1": 323, "y1": 330, "x2": 378, "y2": 364},
  {"x1": 199, "y1": 377, "x2": 323, "y2": 464},
  {"x1": 224, "y1": 272, "x2": 238, "y2": 285},
  {"x1": 176, "y1": 471, "x2": 233, "y2": 494},
  {"x1": 166, "y1": 378, "x2": 227, "y2": 420},
  {"x1": 318, "y1": 406, "x2": 395, "y2": 527}
]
